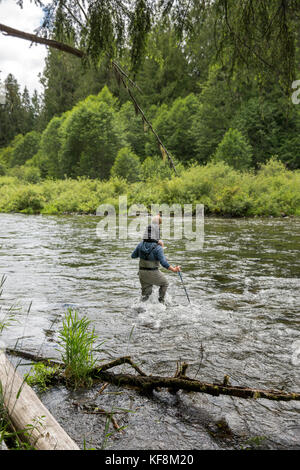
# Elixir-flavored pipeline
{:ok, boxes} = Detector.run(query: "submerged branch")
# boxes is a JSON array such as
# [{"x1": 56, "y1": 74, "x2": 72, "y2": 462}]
[
  {"x1": 6, "y1": 347, "x2": 63, "y2": 368},
  {"x1": 96, "y1": 370, "x2": 300, "y2": 401},
  {"x1": 6, "y1": 348, "x2": 300, "y2": 402}
]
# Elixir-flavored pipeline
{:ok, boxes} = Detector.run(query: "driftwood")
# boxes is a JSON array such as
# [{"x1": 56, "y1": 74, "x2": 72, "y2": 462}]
[
  {"x1": 5, "y1": 349, "x2": 300, "y2": 402},
  {"x1": 0, "y1": 352, "x2": 79, "y2": 450}
]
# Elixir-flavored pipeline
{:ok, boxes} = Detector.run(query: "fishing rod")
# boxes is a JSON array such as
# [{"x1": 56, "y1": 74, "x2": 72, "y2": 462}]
[{"x1": 178, "y1": 270, "x2": 191, "y2": 305}]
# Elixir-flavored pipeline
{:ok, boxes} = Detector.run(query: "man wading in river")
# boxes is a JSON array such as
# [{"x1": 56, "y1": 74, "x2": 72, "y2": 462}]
[{"x1": 131, "y1": 215, "x2": 181, "y2": 303}]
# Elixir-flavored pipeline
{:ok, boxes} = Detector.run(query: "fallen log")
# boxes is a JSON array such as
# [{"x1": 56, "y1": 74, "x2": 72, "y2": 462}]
[
  {"x1": 93, "y1": 370, "x2": 300, "y2": 401},
  {"x1": 0, "y1": 352, "x2": 79, "y2": 450},
  {"x1": 91, "y1": 357, "x2": 300, "y2": 401},
  {"x1": 5, "y1": 348, "x2": 300, "y2": 401}
]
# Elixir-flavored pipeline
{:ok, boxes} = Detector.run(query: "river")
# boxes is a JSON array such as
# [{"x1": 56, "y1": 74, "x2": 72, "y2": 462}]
[{"x1": 0, "y1": 213, "x2": 299, "y2": 449}]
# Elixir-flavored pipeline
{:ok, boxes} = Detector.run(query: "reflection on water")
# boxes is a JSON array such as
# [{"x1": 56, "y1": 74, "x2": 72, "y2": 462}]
[{"x1": 0, "y1": 213, "x2": 299, "y2": 449}]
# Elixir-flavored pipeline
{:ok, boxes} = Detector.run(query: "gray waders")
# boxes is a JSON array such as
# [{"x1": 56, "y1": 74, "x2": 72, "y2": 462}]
[{"x1": 138, "y1": 258, "x2": 169, "y2": 302}]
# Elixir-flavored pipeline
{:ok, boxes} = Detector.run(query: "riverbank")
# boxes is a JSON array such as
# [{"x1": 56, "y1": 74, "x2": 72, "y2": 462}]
[{"x1": 0, "y1": 159, "x2": 299, "y2": 217}]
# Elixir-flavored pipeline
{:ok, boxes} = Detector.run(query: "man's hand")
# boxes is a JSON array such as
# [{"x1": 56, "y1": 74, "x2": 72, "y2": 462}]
[
  {"x1": 168, "y1": 265, "x2": 181, "y2": 272},
  {"x1": 158, "y1": 240, "x2": 164, "y2": 248}
]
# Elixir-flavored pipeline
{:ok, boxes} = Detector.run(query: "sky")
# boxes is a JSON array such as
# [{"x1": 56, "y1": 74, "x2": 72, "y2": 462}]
[{"x1": 0, "y1": 0, "x2": 47, "y2": 96}]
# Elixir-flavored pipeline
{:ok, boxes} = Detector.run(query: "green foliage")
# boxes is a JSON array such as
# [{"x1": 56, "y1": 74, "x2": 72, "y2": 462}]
[
  {"x1": 0, "y1": 145, "x2": 14, "y2": 167},
  {"x1": 240, "y1": 435, "x2": 267, "y2": 450},
  {"x1": 1, "y1": 134, "x2": 23, "y2": 167},
  {"x1": 37, "y1": 115, "x2": 66, "y2": 178},
  {"x1": 25, "y1": 363, "x2": 59, "y2": 392},
  {"x1": 0, "y1": 74, "x2": 23, "y2": 147},
  {"x1": 2, "y1": 0, "x2": 300, "y2": 177},
  {"x1": 140, "y1": 156, "x2": 180, "y2": 181},
  {"x1": 213, "y1": 128, "x2": 253, "y2": 170},
  {"x1": 258, "y1": 157, "x2": 287, "y2": 177},
  {"x1": 0, "y1": 161, "x2": 6, "y2": 176},
  {"x1": 39, "y1": 48, "x2": 81, "y2": 125},
  {"x1": 110, "y1": 147, "x2": 142, "y2": 182},
  {"x1": 56, "y1": 309, "x2": 101, "y2": 389},
  {"x1": 191, "y1": 64, "x2": 241, "y2": 164},
  {"x1": 34, "y1": 0, "x2": 300, "y2": 91},
  {"x1": 59, "y1": 89, "x2": 125, "y2": 179},
  {"x1": 135, "y1": 25, "x2": 198, "y2": 106},
  {"x1": 232, "y1": 94, "x2": 288, "y2": 168},
  {"x1": 148, "y1": 94, "x2": 200, "y2": 162},
  {"x1": 10, "y1": 131, "x2": 41, "y2": 167},
  {"x1": 4, "y1": 185, "x2": 45, "y2": 214},
  {"x1": 3, "y1": 5, "x2": 300, "y2": 174},
  {"x1": 214, "y1": 0, "x2": 297, "y2": 92},
  {"x1": 0, "y1": 160, "x2": 298, "y2": 217},
  {"x1": 0, "y1": 275, "x2": 18, "y2": 334},
  {"x1": 118, "y1": 101, "x2": 149, "y2": 159},
  {"x1": 8, "y1": 165, "x2": 41, "y2": 184}
]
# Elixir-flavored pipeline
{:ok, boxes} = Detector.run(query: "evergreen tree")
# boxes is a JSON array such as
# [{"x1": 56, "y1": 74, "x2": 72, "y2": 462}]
[
  {"x1": 36, "y1": 114, "x2": 67, "y2": 178},
  {"x1": 31, "y1": 90, "x2": 42, "y2": 131},
  {"x1": 10, "y1": 131, "x2": 41, "y2": 167},
  {"x1": 147, "y1": 94, "x2": 200, "y2": 162},
  {"x1": 21, "y1": 86, "x2": 34, "y2": 134},
  {"x1": 0, "y1": 74, "x2": 23, "y2": 146},
  {"x1": 135, "y1": 25, "x2": 196, "y2": 107},
  {"x1": 39, "y1": 48, "x2": 80, "y2": 125},
  {"x1": 191, "y1": 65, "x2": 242, "y2": 164}
]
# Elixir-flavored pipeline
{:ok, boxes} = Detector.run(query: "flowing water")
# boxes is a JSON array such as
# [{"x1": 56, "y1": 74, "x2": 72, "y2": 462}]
[{"x1": 0, "y1": 213, "x2": 299, "y2": 449}]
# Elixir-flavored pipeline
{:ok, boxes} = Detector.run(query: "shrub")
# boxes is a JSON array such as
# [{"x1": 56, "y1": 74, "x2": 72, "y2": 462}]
[
  {"x1": 9, "y1": 186, "x2": 45, "y2": 213},
  {"x1": 140, "y1": 156, "x2": 176, "y2": 181},
  {"x1": 257, "y1": 156, "x2": 287, "y2": 177},
  {"x1": 110, "y1": 147, "x2": 142, "y2": 182},
  {"x1": 213, "y1": 128, "x2": 253, "y2": 170},
  {"x1": 8, "y1": 165, "x2": 41, "y2": 183},
  {"x1": 0, "y1": 160, "x2": 298, "y2": 217}
]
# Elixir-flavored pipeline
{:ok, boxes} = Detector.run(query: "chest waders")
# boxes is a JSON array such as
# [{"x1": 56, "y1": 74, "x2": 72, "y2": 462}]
[{"x1": 138, "y1": 243, "x2": 169, "y2": 303}]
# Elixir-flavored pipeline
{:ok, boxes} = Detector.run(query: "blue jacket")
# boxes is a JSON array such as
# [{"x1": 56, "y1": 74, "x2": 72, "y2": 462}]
[{"x1": 131, "y1": 241, "x2": 170, "y2": 269}]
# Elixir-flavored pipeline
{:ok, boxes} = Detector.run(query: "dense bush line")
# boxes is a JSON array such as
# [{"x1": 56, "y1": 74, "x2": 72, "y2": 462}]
[{"x1": 0, "y1": 159, "x2": 298, "y2": 217}]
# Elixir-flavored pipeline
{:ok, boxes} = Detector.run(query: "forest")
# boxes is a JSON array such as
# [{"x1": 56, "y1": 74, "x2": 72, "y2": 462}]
[{"x1": 0, "y1": 0, "x2": 299, "y2": 216}]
